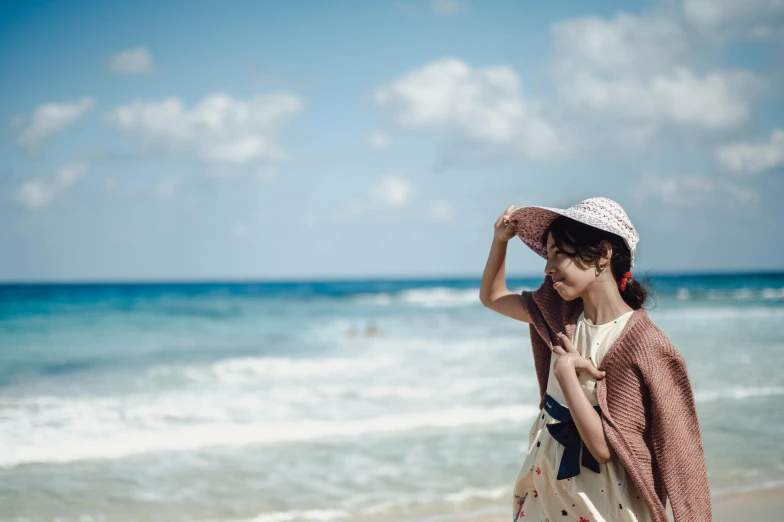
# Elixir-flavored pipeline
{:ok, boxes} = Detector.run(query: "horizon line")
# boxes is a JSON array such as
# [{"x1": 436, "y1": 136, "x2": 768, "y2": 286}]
[{"x1": 2, "y1": 267, "x2": 783, "y2": 286}]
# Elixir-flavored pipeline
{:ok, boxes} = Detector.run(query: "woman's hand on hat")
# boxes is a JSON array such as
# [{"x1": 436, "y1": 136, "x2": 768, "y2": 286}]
[
  {"x1": 553, "y1": 332, "x2": 607, "y2": 381},
  {"x1": 494, "y1": 205, "x2": 519, "y2": 242}
]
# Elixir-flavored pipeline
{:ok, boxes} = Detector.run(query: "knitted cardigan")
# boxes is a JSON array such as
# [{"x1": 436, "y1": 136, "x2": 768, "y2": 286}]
[{"x1": 520, "y1": 275, "x2": 712, "y2": 522}]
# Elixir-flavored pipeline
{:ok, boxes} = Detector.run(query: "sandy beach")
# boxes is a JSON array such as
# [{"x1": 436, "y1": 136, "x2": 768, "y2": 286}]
[
  {"x1": 430, "y1": 485, "x2": 784, "y2": 521},
  {"x1": 709, "y1": 485, "x2": 784, "y2": 521}
]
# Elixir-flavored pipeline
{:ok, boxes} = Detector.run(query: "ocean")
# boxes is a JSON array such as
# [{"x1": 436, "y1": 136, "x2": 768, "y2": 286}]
[{"x1": 1, "y1": 273, "x2": 783, "y2": 522}]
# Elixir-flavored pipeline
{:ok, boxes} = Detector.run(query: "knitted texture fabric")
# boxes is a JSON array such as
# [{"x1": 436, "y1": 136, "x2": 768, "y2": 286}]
[{"x1": 520, "y1": 275, "x2": 712, "y2": 522}]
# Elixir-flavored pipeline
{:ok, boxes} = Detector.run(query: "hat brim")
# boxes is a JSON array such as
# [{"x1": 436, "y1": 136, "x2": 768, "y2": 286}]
[{"x1": 508, "y1": 205, "x2": 568, "y2": 260}]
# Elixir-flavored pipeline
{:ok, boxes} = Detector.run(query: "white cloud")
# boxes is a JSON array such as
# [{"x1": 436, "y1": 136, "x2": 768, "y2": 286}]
[
  {"x1": 16, "y1": 163, "x2": 90, "y2": 210},
  {"x1": 17, "y1": 180, "x2": 58, "y2": 210},
  {"x1": 105, "y1": 93, "x2": 303, "y2": 164},
  {"x1": 716, "y1": 129, "x2": 784, "y2": 175},
  {"x1": 371, "y1": 176, "x2": 411, "y2": 207},
  {"x1": 374, "y1": 58, "x2": 562, "y2": 160},
  {"x1": 634, "y1": 172, "x2": 760, "y2": 207},
  {"x1": 427, "y1": 201, "x2": 453, "y2": 221},
  {"x1": 334, "y1": 176, "x2": 413, "y2": 221},
  {"x1": 368, "y1": 131, "x2": 390, "y2": 150},
  {"x1": 552, "y1": 14, "x2": 690, "y2": 77},
  {"x1": 55, "y1": 163, "x2": 89, "y2": 186},
  {"x1": 108, "y1": 47, "x2": 155, "y2": 75},
  {"x1": 683, "y1": 0, "x2": 784, "y2": 40},
  {"x1": 17, "y1": 97, "x2": 94, "y2": 153},
  {"x1": 551, "y1": 12, "x2": 764, "y2": 137},
  {"x1": 561, "y1": 68, "x2": 761, "y2": 129},
  {"x1": 430, "y1": 0, "x2": 465, "y2": 14}
]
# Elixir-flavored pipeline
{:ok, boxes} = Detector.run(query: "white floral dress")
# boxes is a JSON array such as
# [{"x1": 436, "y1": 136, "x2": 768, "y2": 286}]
[{"x1": 512, "y1": 310, "x2": 654, "y2": 522}]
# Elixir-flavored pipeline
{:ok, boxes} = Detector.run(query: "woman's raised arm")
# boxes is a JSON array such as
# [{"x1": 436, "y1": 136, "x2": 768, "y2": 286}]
[{"x1": 479, "y1": 206, "x2": 532, "y2": 324}]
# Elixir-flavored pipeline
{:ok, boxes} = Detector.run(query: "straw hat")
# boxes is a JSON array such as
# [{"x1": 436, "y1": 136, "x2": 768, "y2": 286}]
[{"x1": 509, "y1": 197, "x2": 639, "y2": 267}]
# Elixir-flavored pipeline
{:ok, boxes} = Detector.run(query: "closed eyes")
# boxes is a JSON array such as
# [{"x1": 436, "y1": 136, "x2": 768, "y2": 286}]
[{"x1": 548, "y1": 245, "x2": 574, "y2": 257}]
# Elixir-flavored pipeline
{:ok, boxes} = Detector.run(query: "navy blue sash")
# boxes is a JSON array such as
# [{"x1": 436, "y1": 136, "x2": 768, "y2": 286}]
[{"x1": 543, "y1": 392, "x2": 602, "y2": 480}]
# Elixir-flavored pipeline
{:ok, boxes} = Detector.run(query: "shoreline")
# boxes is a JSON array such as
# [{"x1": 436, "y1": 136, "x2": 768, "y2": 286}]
[{"x1": 383, "y1": 485, "x2": 784, "y2": 522}]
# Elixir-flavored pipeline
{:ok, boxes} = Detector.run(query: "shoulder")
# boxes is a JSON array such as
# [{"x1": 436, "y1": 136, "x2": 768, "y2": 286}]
[{"x1": 624, "y1": 310, "x2": 685, "y2": 364}]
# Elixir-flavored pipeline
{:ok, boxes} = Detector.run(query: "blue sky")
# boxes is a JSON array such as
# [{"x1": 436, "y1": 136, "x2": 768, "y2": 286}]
[{"x1": 1, "y1": 0, "x2": 782, "y2": 281}]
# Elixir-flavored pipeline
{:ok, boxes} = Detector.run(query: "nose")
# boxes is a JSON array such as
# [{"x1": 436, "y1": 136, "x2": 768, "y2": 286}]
[{"x1": 544, "y1": 256, "x2": 556, "y2": 278}]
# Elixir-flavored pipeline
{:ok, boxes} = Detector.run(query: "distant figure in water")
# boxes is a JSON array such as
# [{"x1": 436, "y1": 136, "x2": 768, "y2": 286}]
[
  {"x1": 346, "y1": 323, "x2": 379, "y2": 339},
  {"x1": 365, "y1": 323, "x2": 378, "y2": 337}
]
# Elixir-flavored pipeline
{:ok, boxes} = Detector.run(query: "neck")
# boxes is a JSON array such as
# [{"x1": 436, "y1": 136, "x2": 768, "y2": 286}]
[{"x1": 580, "y1": 279, "x2": 634, "y2": 325}]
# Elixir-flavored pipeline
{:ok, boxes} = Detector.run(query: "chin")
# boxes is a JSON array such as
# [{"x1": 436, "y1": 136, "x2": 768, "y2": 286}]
[
  {"x1": 558, "y1": 291, "x2": 577, "y2": 301},
  {"x1": 555, "y1": 286, "x2": 578, "y2": 301}
]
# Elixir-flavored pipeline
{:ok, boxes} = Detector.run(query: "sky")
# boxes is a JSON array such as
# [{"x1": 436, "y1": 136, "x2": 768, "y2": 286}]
[{"x1": 0, "y1": 0, "x2": 782, "y2": 282}]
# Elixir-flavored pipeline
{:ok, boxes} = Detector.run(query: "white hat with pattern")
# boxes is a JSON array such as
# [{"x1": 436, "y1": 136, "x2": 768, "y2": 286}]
[{"x1": 509, "y1": 197, "x2": 639, "y2": 267}]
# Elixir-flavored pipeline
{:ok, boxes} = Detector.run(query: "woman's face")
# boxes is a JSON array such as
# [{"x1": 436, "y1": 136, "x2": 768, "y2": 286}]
[{"x1": 543, "y1": 231, "x2": 605, "y2": 301}]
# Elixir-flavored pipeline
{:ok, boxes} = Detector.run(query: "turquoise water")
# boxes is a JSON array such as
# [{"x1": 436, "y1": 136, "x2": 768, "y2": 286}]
[{"x1": 1, "y1": 273, "x2": 783, "y2": 521}]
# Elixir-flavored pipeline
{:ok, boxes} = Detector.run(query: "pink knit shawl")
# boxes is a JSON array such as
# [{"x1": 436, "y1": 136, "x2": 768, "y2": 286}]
[{"x1": 520, "y1": 275, "x2": 712, "y2": 522}]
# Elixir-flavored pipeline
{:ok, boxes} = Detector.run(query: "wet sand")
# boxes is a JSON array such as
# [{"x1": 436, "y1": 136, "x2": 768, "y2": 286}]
[{"x1": 425, "y1": 485, "x2": 784, "y2": 521}]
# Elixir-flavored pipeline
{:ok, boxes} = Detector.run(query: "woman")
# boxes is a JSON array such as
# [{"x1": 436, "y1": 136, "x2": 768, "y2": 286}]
[{"x1": 479, "y1": 197, "x2": 711, "y2": 522}]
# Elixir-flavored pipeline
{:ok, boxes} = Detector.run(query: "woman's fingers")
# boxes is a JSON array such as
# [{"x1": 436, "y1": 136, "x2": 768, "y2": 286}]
[
  {"x1": 573, "y1": 359, "x2": 606, "y2": 380},
  {"x1": 495, "y1": 206, "x2": 520, "y2": 236},
  {"x1": 554, "y1": 333, "x2": 606, "y2": 379},
  {"x1": 585, "y1": 364, "x2": 607, "y2": 380},
  {"x1": 556, "y1": 332, "x2": 579, "y2": 354},
  {"x1": 496, "y1": 206, "x2": 516, "y2": 228}
]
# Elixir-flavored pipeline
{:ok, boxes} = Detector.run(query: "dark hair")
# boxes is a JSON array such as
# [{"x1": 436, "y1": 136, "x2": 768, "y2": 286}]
[{"x1": 541, "y1": 216, "x2": 654, "y2": 310}]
